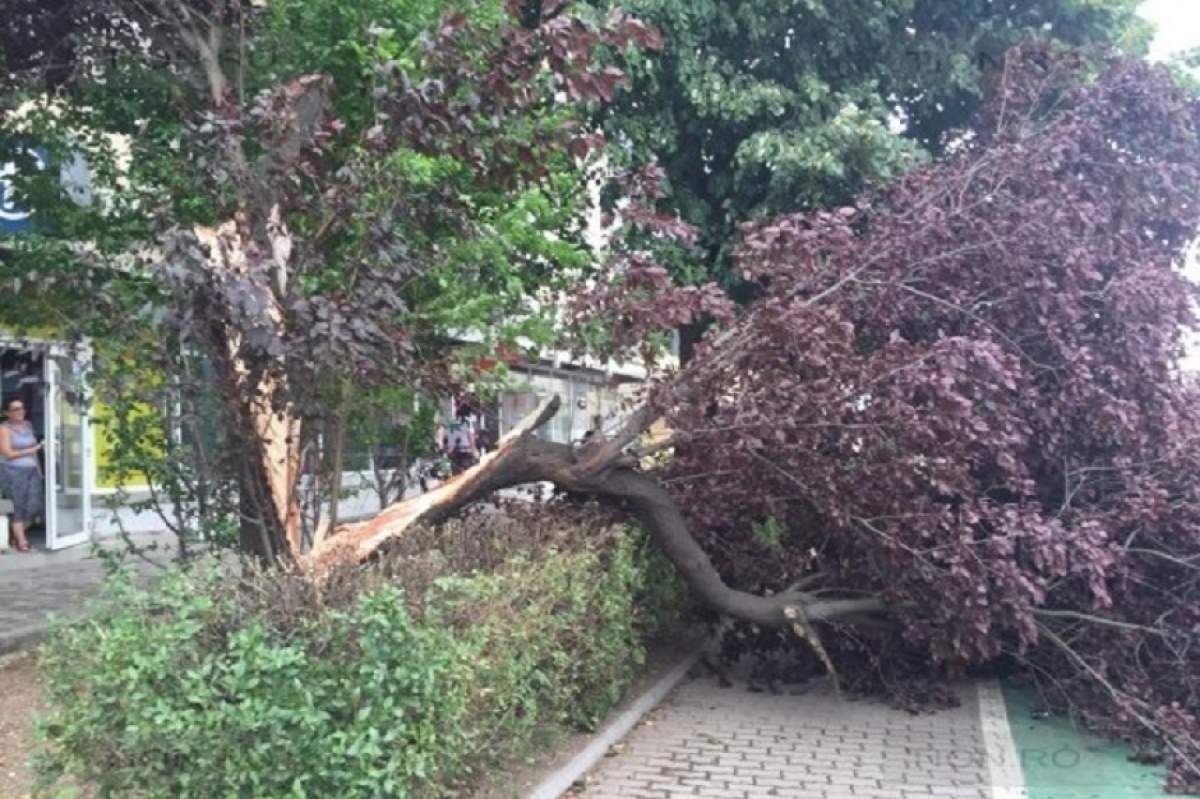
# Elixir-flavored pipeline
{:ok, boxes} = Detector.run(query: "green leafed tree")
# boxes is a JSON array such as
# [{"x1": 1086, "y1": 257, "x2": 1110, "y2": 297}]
[
  {"x1": 591, "y1": 0, "x2": 1149, "y2": 324},
  {"x1": 0, "y1": 0, "x2": 648, "y2": 557}
]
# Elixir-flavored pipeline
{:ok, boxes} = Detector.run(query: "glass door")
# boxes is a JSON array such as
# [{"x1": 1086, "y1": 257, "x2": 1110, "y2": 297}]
[{"x1": 44, "y1": 353, "x2": 91, "y2": 549}]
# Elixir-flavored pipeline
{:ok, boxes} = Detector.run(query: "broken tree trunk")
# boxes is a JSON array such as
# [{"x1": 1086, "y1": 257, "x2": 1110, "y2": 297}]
[
  {"x1": 302, "y1": 395, "x2": 889, "y2": 630},
  {"x1": 303, "y1": 393, "x2": 563, "y2": 570}
]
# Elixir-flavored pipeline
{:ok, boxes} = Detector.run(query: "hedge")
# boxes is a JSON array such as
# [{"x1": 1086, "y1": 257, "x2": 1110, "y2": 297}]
[{"x1": 34, "y1": 508, "x2": 685, "y2": 798}]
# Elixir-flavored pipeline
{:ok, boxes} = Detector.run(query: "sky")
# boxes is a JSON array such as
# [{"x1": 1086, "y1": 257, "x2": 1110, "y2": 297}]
[
  {"x1": 1139, "y1": 0, "x2": 1200, "y2": 62},
  {"x1": 1138, "y1": 1, "x2": 1200, "y2": 369}
]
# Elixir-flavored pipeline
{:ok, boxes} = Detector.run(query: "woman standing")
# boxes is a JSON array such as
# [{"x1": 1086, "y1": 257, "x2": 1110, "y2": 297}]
[{"x1": 0, "y1": 397, "x2": 43, "y2": 552}]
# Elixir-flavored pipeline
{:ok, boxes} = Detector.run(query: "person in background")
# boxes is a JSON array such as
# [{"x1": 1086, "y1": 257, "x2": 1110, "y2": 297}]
[
  {"x1": 441, "y1": 404, "x2": 479, "y2": 476},
  {"x1": 0, "y1": 397, "x2": 43, "y2": 552}
]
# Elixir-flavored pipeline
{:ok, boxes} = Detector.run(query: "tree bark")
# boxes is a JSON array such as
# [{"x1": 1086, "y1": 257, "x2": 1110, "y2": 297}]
[{"x1": 238, "y1": 456, "x2": 284, "y2": 562}]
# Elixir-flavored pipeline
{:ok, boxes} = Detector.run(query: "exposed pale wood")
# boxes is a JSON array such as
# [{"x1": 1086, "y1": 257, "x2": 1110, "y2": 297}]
[
  {"x1": 256, "y1": 397, "x2": 302, "y2": 555},
  {"x1": 303, "y1": 395, "x2": 562, "y2": 573},
  {"x1": 195, "y1": 222, "x2": 304, "y2": 558}
]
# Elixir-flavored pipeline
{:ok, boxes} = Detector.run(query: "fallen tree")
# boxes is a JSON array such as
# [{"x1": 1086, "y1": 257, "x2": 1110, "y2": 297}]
[{"x1": 311, "y1": 45, "x2": 1200, "y2": 790}]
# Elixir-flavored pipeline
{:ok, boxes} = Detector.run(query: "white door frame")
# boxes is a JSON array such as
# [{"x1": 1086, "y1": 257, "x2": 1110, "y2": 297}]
[
  {"x1": 41, "y1": 353, "x2": 56, "y2": 546},
  {"x1": 39, "y1": 345, "x2": 92, "y2": 550}
]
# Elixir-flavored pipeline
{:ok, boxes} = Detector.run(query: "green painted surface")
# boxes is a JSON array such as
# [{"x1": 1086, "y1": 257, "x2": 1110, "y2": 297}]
[{"x1": 1002, "y1": 683, "x2": 1168, "y2": 798}]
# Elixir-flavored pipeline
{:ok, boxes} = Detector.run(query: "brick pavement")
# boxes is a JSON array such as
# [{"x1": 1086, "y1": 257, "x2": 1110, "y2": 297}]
[{"x1": 578, "y1": 672, "x2": 1007, "y2": 799}]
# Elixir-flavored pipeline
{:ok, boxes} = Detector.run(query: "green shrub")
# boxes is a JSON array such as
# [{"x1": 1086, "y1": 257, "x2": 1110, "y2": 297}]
[{"x1": 34, "y1": 511, "x2": 685, "y2": 798}]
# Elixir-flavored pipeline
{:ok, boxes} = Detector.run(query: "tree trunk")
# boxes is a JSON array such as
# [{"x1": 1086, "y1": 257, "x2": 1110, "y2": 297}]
[
  {"x1": 303, "y1": 396, "x2": 888, "y2": 630},
  {"x1": 238, "y1": 460, "x2": 280, "y2": 561}
]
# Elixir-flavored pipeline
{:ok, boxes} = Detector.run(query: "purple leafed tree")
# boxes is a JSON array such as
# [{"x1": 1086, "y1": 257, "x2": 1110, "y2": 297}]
[
  {"x1": 661, "y1": 46, "x2": 1200, "y2": 789},
  {"x1": 341, "y1": 45, "x2": 1200, "y2": 790}
]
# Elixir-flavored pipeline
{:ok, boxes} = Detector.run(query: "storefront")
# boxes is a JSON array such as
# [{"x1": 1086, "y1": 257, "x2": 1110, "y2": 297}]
[{"x1": 0, "y1": 338, "x2": 92, "y2": 550}]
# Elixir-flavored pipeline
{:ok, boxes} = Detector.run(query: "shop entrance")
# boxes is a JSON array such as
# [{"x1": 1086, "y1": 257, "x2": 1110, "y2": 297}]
[{"x1": 1, "y1": 343, "x2": 91, "y2": 550}]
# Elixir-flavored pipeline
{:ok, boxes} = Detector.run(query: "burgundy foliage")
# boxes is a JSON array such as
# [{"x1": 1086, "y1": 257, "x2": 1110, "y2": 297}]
[
  {"x1": 600, "y1": 47, "x2": 1200, "y2": 789},
  {"x1": 375, "y1": 0, "x2": 658, "y2": 183}
]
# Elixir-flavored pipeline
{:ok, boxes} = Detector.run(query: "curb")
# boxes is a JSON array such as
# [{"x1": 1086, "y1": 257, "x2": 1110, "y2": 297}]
[
  {"x1": 527, "y1": 647, "x2": 702, "y2": 799},
  {"x1": 977, "y1": 679, "x2": 1028, "y2": 799}
]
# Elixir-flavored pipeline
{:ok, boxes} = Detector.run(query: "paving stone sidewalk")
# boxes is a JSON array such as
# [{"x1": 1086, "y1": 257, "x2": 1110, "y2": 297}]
[
  {"x1": 0, "y1": 533, "x2": 174, "y2": 653},
  {"x1": 577, "y1": 672, "x2": 1008, "y2": 799}
]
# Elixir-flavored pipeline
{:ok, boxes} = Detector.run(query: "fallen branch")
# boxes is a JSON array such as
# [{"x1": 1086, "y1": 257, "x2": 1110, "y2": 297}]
[
  {"x1": 304, "y1": 395, "x2": 562, "y2": 572},
  {"x1": 302, "y1": 394, "x2": 895, "y2": 632},
  {"x1": 785, "y1": 604, "x2": 842, "y2": 697}
]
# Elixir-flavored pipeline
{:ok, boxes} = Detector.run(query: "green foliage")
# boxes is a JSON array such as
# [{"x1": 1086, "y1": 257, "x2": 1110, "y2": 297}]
[
  {"x1": 89, "y1": 337, "x2": 240, "y2": 552},
  {"x1": 35, "y1": 523, "x2": 684, "y2": 798},
  {"x1": 595, "y1": 0, "x2": 1148, "y2": 289},
  {"x1": 750, "y1": 516, "x2": 788, "y2": 551},
  {"x1": 344, "y1": 385, "x2": 437, "y2": 461},
  {"x1": 257, "y1": 0, "x2": 473, "y2": 131},
  {"x1": 1168, "y1": 46, "x2": 1200, "y2": 94},
  {"x1": 37, "y1": 571, "x2": 468, "y2": 798},
  {"x1": 1, "y1": 0, "x2": 607, "y2": 555}
]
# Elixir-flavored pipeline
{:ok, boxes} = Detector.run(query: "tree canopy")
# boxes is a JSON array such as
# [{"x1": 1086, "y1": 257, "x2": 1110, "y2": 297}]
[
  {"x1": 593, "y1": 0, "x2": 1149, "y2": 307},
  {"x1": 0, "y1": 0, "x2": 657, "y2": 555}
]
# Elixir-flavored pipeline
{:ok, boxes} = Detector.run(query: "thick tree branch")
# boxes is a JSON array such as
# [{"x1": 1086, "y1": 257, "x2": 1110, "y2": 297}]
[
  {"x1": 303, "y1": 395, "x2": 893, "y2": 632},
  {"x1": 304, "y1": 395, "x2": 564, "y2": 569}
]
